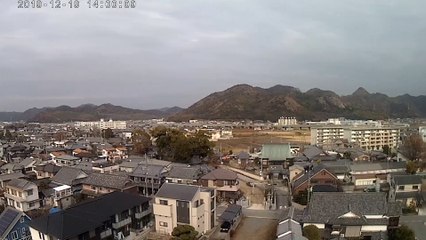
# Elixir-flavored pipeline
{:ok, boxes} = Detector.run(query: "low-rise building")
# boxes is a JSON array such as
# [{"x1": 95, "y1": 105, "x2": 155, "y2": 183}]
[
  {"x1": 388, "y1": 174, "x2": 423, "y2": 208},
  {"x1": 153, "y1": 183, "x2": 216, "y2": 235},
  {"x1": 200, "y1": 168, "x2": 240, "y2": 201},
  {"x1": 4, "y1": 179, "x2": 40, "y2": 212},
  {"x1": 0, "y1": 207, "x2": 32, "y2": 240},
  {"x1": 29, "y1": 191, "x2": 151, "y2": 240},
  {"x1": 82, "y1": 172, "x2": 137, "y2": 197}
]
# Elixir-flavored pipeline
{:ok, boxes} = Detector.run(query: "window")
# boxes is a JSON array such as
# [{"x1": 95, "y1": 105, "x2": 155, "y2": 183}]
[
  {"x1": 412, "y1": 185, "x2": 419, "y2": 190},
  {"x1": 398, "y1": 186, "x2": 405, "y2": 190},
  {"x1": 27, "y1": 189, "x2": 33, "y2": 196},
  {"x1": 160, "y1": 200, "x2": 168, "y2": 205},
  {"x1": 159, "y1": 221, "x2": 168, "y2": 227},
  {"x1": 21, "y1": 227, "x2": 27, "y2": 236},
  {"x1": 16, "y1": 202, "x2": 21, "y2": 208},
  {"x1": 18, "y1": 192, "x2": 22, "y2": 197},
  {"x1": 20, "y1": 217, "x2": 25, "y2": 223},
  {"x1": 11, "y1": 231, "x2": 18, "y2": 240},
  {"x1": 29, "y1": 202, "x2": 35, "y2": 208}
]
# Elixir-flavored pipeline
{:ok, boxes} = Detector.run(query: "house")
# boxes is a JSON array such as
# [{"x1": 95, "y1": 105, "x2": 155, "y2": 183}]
[
  {"x1": 0, "y1": 172, "x2": 27, "y2": 189},
  {"x1": 92, "y1": 161, "x2": 120, "y2": 173},
  {"x1": 4, "y1": 179, "x2": 40, "y2": 212},
  {"x1": 34, "y1": 163, "x2": 61, "y2": 179},
  {"x1": 276, "y1": 207, "x2": 306, "y2": 240},
  {"x1": 51, "y1": 166, "x2": 88, "y2": 192},
  {"x1": 0, "y1": 206, "x2": 32, "y2": 240},
  {"x1": 289, "y1": 165, "x2": 305, "y2": 182},
  {"x1": 29, "y1": 191, "x2": 152, "y2": 240},
  {"x1": 261, "y1": 143, "x2": 293, "y2": 166},
  {"x1": 81, "y1": 172, "x2": 138, "y2": 197},
  {"x1": 153, "y1": 183, "x2": 216, "y2": 235},
  {"x1": 165, "y1": 165, "x2": 203, "y2": 184},
  {"x1": 129, "y1": 164, "x2": 167, "y2": 196},
  {"x1": 200, "y1": 168, "x2": 240, "y2": 201},
  {"x1": 301, "y1": 192, "x2": 401, "y2": 239},
  {"x1": 388, "y1": 174, "x2": 423, "y2": 208},
  {"x1": 292, "y1": 165, "x2": 340, "y2": 195},
  {"x1": 349, "y1": 162, "x2": 406, "y2": 189},
  {"x1": 54, "y1": 154, "x2": 81, "y2": 166}
]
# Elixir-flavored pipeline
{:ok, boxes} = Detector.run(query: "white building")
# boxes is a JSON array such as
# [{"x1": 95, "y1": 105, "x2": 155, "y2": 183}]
[
  {"x1": 277, "y1": 117, "x2": 297, "y2": 126},
  {"x1": 4, "y1": 179, "x2": 40, "y2": 212},
  {"x1": 153, "y1": 183, "x2": 217, "y2": 235},
  {"x1": 74, "y1": 119, "x2": 127, "y2": 130}
]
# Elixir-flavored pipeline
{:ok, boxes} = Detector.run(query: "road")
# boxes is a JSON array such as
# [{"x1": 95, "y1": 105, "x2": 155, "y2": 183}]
[{"x1": 400, "y1": 215, "x2": 426, "y2": 240}]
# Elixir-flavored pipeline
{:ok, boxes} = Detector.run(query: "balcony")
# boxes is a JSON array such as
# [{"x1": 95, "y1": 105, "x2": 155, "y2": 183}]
[
  {"x1": 112, "y1": 217, "x2": 131, "y2": 229},
  {"x1": 100, "y1": 228, "x2": 112, "y2": 239},
  {"x1": 136, "y1": 206, "x2": 152, "y2": 219},
  {"x1": 217, "y1": 184, "x2": 240, "y2": 192}
]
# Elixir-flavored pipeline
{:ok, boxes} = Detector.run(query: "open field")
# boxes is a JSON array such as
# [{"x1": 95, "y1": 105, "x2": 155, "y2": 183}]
[{"x1": 217, "y1": 129, "x2": 310, "y2": 153}]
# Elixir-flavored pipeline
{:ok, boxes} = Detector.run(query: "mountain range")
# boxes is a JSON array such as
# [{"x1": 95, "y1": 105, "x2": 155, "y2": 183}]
[
  {"x1": 0, "y1": 104, "x2": 183, "y2": 123},
  {"x1": 169, "y1": 84, "x2": 426, "y2": 121},
  {"x1": 1, "y1": 84, "x2": 425, "y2": 122}
]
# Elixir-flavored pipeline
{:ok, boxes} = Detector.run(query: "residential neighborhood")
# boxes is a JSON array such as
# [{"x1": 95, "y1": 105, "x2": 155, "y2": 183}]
[{"x1": 0, "y1": 117, "x2": 425, "y2": 240}]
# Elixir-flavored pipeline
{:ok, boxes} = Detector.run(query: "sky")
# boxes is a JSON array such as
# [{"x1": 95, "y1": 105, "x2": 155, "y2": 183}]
[{"x1": 1, "y1": 0, "x2": 426, "y2": 111}]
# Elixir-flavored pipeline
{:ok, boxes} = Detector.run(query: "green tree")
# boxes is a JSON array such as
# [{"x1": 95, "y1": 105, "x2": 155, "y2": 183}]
[
  {"x1": 302, "y1": 225, "x2": 321, "y2": 240},
  {"x1": 389, "y1": 225, "x2": 415, "y2": 240},
  {"x1": 382, "y1": 145, "x2": 391, "y2": 155},
  {"x1": 102, "y1": 128, "x2": 114, "y2": 139},
  {"x1": 406, "y1": 160, "x2": 418, "y2": 174},
  {"x1": 172, "y1": 225, "x2": 198, "y2": 240},
  {"x1": 294, "y1": 189, "x2": 308, "y2": 205},
  {"x1": 132, "y1": 129, "x2": 152, "y2": 155}
]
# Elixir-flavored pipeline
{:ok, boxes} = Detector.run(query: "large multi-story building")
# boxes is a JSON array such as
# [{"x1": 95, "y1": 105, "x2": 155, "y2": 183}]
[
  {"x1": 311, "y1": 125, "x2": 402, "y2": 151},
  {"x1": 74, "y1": 119, "x2": 127, "y2": 130},
  {"x1": 153, "y1": 183, "x2": 217, "y2": 235}
]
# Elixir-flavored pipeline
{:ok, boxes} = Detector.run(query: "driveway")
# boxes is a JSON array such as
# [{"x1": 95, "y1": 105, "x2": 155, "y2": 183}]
[
  {"x1": 231, "y1": 217, "x2": 278, "y2": 240},
  {"x1": 400, "y1": 215, "x2": 426, "y2": 240}
]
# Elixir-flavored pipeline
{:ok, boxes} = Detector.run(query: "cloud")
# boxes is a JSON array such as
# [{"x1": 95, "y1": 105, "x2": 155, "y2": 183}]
[{"x1": 1, "y1": 0, "x2": 426, "y2": 111}]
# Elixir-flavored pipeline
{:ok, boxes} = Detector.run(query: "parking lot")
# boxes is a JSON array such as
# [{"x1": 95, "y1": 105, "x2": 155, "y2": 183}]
[{"x1": 231, "y1": 217, "x2": 277, "y2": 240}]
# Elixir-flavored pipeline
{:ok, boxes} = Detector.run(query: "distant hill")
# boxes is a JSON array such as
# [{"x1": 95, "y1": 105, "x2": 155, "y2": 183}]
[
  {"x1": 169, "y1": 84, "x2": 426, "y2": 121},
  {"x1": 0, "y1": 104, "x2": 184, "y2": 123}
]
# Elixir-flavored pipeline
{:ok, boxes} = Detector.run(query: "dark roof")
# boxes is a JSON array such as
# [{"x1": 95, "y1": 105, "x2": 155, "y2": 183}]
[
  {"x1": 0, "y1": 207, "x2": 24, "y2": 238},
  {"x1": 201, "y1": 168, "x2": 237, "y2": 181},
  {"x1": 302, "y1": 192, "x2": 399, "y2": 225},
  {"x1": 167, "y1": 166, "x2": 201, "y2": 180},
  {"x1": 219, "y1": 204, "x2": 242, "y2": 222},
  {"x1": 131, "y1": 164, "x2": 165, "y2": 178},
  {"x1": 35, "y1": 163, "x2": 62, "y2": 174},
  {"x1": 292, "y1": 165, "x2": 337, "y2": 189},
  {"x1": 156, "y1": 183, "x2": 199, "y2": 201},
  {"x1": 393, "y1": 175, "x2": 422, "y2": 185},
  {"x1": 0, "y1": 172, "x2": 26, "y2": 182},
  {"x1": 29, "y1": 191, "x2": 150, "y2": 239},
  {"x1": 6, "y1": 178, "x2": 36, "y2": 190},
  {"x1": 52, "y1": 167, "x2": 88, "y2": 185},
  {"x1": 83, "y1": 172, "x2": 132, "y2": 189}
]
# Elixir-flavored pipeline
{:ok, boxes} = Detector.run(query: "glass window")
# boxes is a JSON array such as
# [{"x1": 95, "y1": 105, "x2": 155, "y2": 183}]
[
  {"x1": 160, "y1": 200, "x2": 168, "y2": 205},
  {"x1": 27, "y1": 189, "x2": 33, "y2": 196},
  {"x1": 11, "y1": 231, "x2": 18, "y2": 240}
]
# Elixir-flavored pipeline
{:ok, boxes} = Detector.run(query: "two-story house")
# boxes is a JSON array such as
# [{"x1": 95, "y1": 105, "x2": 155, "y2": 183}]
[
  {"x1": 292, "y1": 165, "x2": 340, "y2": 195},
  {"x1": 129, "y1": 164, "x2": 167, "y2": 196},
  {"x1": 153, "y1": 183, "x2": 217, "y2": 235},
  {"x1": 34, "y1": 163, "x2": 61, "y2": 179},
  {"x1": 200, "y1": 168, "x2": 240, "y2": 201},
  {"x1": 81, "y1": 172, "x2": 138, "y2": 197},
  {"x1": 0, "y1": 207, "x2": 32, "y2": 240},
  {"x1": 4, "y1": 179, "x2": 40, "y2": 212},
  {"x1": 29, "y1": 191, "x2": 152, "y2": 240},
  {"x1": 165, "y1": 165, "x2": 203, "y2": 185},
  {"x1": 388, "y1": 174, "x2": 423, "y2": 209}
]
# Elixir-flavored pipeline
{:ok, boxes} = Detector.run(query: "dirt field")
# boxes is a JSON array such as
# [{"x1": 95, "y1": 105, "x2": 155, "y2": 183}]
[
  {"x1": 217, "y1": 129, "x2": 310, "y2": 153},
  {"x1": 231, "y1": 217, "x2": 278, "y2": 240}
]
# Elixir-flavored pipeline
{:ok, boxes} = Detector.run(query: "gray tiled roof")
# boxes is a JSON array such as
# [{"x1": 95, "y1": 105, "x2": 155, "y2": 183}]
[
  {"x1": 302, "y1": 192, "x2": 398, "y2": 224},
  {"x1": 350, "y1": 162, "x2": 406, "y2": 172},
  {"x1": 131, "y1": 164, "x2": 165, "y2": 178},
  {"x1": 393, "y1": 175, "x2": 422, "y2": 185},
  {"x1": 167, "y1": 166, "x2": 201, "y2": 180},
  {"x1": 156, "y1": 183, "x2": 199, "y2": 201},
  {"x1": 6, "y1": 178, "x2": 36, "y2": 190},
  {"x1": 201, "y1": 168, "x2": 237, "y2": 181},
  {"x1": 52, "y1": 167, "x2": 88, "y2": 185},
  {"x1": 261, "y1": 144, "x2": 292, "y2": 161},
  {"x1": 83, "y1": 172, "x2": 132, "y2": 189},
  {"x1": 0, "y1": 172, "x2": 26, "y2": 182}
]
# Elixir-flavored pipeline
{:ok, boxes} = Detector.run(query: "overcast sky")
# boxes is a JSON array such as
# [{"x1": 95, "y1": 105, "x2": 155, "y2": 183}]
[{"x1": 1, "y1": 0, "x2": 426, "y2": 111}]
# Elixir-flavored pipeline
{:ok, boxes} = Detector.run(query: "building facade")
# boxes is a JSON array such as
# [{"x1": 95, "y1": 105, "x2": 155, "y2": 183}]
[{"x1": 4, "y1": 179, "x2": 40, "y2": 212}]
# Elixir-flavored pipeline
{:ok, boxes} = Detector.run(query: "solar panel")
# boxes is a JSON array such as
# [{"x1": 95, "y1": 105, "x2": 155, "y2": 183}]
[{"x1": 0, "y1": 208, "x2": 20, "y2": 236}]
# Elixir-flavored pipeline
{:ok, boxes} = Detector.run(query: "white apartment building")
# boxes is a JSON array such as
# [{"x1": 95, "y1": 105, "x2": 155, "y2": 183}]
[
  {"x1": 277, "y1": 117, "x2": 297, "y2": 126},
  {"x1": 153, "y1": 183, "x2": 217, "y2": 235},
  {"x1": 311, "y1": 125, "x2": 401, "y2": 151},
  {"x1": 311, "y1": 126, "x2": 345, "y2": 146},
  {"x1": 74, "y1": 119, "x2": 127, "y2": 130},
  {"x1": 343, "y1": 126, "x2": 401, "y2": 151},
  {"x1": 4, "y1": 179, "x2": 40, "y2": 212}
]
